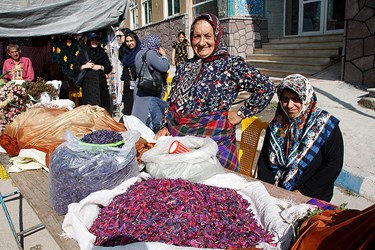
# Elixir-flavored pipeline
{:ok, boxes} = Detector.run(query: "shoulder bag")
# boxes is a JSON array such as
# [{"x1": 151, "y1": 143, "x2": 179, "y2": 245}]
[
  {"x1": 137, "y1": 50, "x2": 165, "y2": 95},
  {"x1": 74, "y1": 49, "x2": 90, "y2": 88}
]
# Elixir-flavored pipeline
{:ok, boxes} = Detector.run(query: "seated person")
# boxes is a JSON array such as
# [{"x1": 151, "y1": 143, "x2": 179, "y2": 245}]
[
  {"x1": 2, "y1": 43, "x2": 35, "y2": 82},
  {"x1": 257, "y1": 74, "x2": 344, "y2": 202}
]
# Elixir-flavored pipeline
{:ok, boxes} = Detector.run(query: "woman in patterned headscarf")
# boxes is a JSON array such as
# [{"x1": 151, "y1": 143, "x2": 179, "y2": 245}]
[
  {"x1": 257, "y1": 74, "x2": 344, "y2": 201},
  {"x1": 132, "y1": 34, "x2": 170, "y2": 128},
  {"x1": 155, "y1": 13, "x2": 275, "y2": 171}
]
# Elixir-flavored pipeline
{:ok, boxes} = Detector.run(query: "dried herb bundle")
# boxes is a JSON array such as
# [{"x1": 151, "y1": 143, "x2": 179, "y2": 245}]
[{"x1": 23, "y1": 77, "x2": 58, "y2": 100}]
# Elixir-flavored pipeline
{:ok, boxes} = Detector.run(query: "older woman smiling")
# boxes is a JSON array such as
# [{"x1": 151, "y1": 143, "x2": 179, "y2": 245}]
[{"x1": 155, "y1": 13, "x2": 275, "y2": 171}]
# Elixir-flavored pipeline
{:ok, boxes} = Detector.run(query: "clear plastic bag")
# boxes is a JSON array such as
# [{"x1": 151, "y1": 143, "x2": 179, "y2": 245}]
[
  {"x1": 142, "y1": 136, "x2": 225, "y2": 183},
  {"x1": 49, "y1": 130, "x2": 141, "y2": 215}
]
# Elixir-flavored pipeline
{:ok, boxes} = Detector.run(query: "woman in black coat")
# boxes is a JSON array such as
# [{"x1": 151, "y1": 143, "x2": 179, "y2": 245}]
[
  {"x1": 74, "y1": 32, "x2": 112, "y2": 113},
  {"x1": 257, "y1": 74, "x2": 344, "y2": 202}
]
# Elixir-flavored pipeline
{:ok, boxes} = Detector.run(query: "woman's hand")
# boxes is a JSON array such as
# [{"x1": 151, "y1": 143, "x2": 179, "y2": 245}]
[
  {"x1": 227, "y1": 110, "x2": 243, "y2": 126},
  {"x1": 92, "y1": 64, "x2": 103, "y2": 71},
  {"x1": 82, "y1": 61, "x2": 94, "y2": 70},
  {"x1": 159, "y1": 47, "x2": 166, "y2": 56},
  {"x1": 154, "y1": 127, "x2": 170, "y2": 140}
]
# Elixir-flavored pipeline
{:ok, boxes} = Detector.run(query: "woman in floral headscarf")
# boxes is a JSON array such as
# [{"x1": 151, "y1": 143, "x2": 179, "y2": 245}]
[
  {"x1": 257, "y1": 74, "x2": 344, "y2": 201},
  {"x1": 132, "y1": 34, "x2": 170, "y2": 128},
  {"x1": 155, "y1": 13, "x2": 275, "y2": 171}
]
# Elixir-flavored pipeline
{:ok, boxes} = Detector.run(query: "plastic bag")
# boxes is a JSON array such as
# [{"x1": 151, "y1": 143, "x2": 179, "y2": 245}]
[
  {"x1": 141, "y1": 136, "x2": 225, "y2": 183},
  {"x1": 49, "y1": 130, "x2": 141, "y2": 215}
]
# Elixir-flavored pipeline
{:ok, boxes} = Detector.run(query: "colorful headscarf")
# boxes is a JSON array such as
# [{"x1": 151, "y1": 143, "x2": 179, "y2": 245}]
[
  {"x1": 122, "y1": 31, "x2": 141, "y2": 67},
  {"x1": 268, "y1": 74, "x2": 339, "y2": 190},
  {"x1": 170, "y1": 13, "x2": 229, "y2": 111},
  {"x1": 141, "y1": 34, "x2": 161, "y2": 52}
]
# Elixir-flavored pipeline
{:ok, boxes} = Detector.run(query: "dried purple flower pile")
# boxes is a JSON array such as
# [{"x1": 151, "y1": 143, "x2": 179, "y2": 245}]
[
  {"x1": 89, "y1": 178, "x2": 275, "y2": 248},
  {"x1": 80, "y1": 130, "x2": 123, "y2": 144}
]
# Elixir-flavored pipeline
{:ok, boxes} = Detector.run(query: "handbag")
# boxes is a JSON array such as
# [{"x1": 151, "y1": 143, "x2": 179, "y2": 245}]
[
  {"x1": 137, "y1": 50, "x2": 165, "y2": 95},
  {"x1": 74, "y1": 49, "x2": 90, "y2": 88}
]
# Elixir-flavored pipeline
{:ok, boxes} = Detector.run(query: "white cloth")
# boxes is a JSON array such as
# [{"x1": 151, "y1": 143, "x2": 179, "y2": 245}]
[
  {"x1": 62, "y1": 173, "x2": 311, "y2": 250},
  {"x1": 8, "y1": 148, "x2": 47, "y2": 172}
]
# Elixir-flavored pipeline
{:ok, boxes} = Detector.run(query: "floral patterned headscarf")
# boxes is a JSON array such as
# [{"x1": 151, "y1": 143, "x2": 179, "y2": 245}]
[
  {"x1": 170, "y1": 13, "x2": 229, "y2": 110},
  {"x1": 189, "y1": 13, "x2": 228, "y2": 61},
  {"x1": 268, "y1": 74, "x2": 338, "y2": 190},
  {"x1": 141, "y1": 34, "x2": 161, "y2": 52}
]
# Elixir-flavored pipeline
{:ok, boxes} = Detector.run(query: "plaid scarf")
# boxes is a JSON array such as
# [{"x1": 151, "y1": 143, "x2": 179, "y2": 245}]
[{"x1": 167, "y1": 110, "x2": 238, "y2": 171}]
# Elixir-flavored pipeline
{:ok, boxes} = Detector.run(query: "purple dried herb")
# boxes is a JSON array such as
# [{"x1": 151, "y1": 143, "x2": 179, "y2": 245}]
[
  {"x1": 89, "y1": 178, "x2": 275, "y2": 248},
  {"x1": 81, "y1": 130, "x2": 123, "y2": 144}
]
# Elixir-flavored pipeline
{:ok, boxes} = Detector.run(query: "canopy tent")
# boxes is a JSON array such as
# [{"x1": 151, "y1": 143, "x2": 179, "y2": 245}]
[{"x1": 0, "y1": 0, "x2": 129, "y2": 37}]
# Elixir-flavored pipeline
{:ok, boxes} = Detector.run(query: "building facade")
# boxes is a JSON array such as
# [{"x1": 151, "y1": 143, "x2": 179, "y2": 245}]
[{"x1": 123, "y1": 0, "x2": 374, "y2": 87}]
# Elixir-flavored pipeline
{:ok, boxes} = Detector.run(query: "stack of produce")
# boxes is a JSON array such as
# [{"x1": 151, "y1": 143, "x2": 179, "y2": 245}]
[
  {"x1": 49, "y1": 130, "x2": 139, "y2": 215},
  {"x1": 90, "y1": 178, "x2": 275, "y2": 248}
]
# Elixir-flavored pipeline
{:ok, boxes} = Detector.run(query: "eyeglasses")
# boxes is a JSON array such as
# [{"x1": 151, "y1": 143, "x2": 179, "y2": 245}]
[{"x1": 117, "y1": 35, "x2": 125, "y2": 37}]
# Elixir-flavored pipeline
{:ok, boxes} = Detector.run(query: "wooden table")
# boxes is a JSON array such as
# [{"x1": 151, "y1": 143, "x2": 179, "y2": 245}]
[
  {"x1": 0, "y1": 153, "x2": 79, "y2": 250},
  {"x1": 1, "y1": 153, "x2": 309, "y2": 250}
]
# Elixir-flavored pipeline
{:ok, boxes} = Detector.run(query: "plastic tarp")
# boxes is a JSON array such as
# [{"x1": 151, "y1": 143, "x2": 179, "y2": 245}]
[{"x1": 0, "y1": 0, "x2": 129, "y2": 37}]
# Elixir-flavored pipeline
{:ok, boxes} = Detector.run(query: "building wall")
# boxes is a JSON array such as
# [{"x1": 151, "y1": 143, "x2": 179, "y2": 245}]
[
  {"x1": 133, "y1": 14, "x2": 190, "y2": 61},
  {"x1": 343, "y1": 0, "x2": 375, "y2": 87},
  {"x1": 266, "y1": 0, "x2": 284, "y2": 37},
  {"x1": 124, "y1": 0, "x2": 268, "y2": 61}
]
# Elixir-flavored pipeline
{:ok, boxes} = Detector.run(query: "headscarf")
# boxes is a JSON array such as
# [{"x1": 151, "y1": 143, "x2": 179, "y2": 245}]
[
  {"x1": 141, "y1": 34, "x2": 161, "y2": 52},
  {"x1": 122, "y1": 31, "x2": 141, "y2": 67},
  {"x1": 268, "y1": 74, "x2": 339, "y2": 190},
  {"x1": 170, "y1": 13, "x2": 229, "y2": 111}
]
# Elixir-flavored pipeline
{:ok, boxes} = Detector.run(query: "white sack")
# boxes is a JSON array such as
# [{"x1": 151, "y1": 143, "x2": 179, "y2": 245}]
[
  {"x1": 141, "y1": 136, "x2": 226, "y2": 183},
  {"x1": 63, "y1": 173, "x2": 311, "y2": 250}
]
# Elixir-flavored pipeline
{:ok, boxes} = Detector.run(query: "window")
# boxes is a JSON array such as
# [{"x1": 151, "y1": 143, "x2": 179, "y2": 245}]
[
  {"x1": 142, "y1": 0, "x2": 152, "y2": 25},
  {"x1": 192, "y1": 0, "x2": 218, "y2": 18},
  {"x1": 167, "y1": 0, "x2": 180, "y2": 17},
  {"x1": 130, "y1": 0, "x2": 138, "y2": 29}
]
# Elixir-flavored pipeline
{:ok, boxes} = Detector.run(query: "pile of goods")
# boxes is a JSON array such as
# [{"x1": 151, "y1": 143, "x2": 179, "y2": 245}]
[
  {"x1": 0, "y1": 80, "x2": 28, "y2": 133},
  {"x1": 80, "y1": 130, "x2": 124, "y2": 146},
  {"x1": 49, "y1": 130, "x2": 139, "y2": 214},
  {"x1": 90, "y1": 178, "x2": 275, "y2": 248}
]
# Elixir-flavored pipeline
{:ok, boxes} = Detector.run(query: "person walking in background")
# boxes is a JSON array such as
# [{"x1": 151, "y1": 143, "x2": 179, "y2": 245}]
[
  {"x1": 2, "y1": 43, "x2": 34, "y2": 82},
  {"x1": 118, "y1": 30, "x2": 141, "y2": 115},
  {"x1": 171, "y1": 31, "x2": 189, "y2": 67},
  {"x1": 132, "y1": 34, "x2": 170, "y2": 128},
  {"x1": 73, "y1": 32, "x2": 112, "y2": 113},
  {"x1": 155, "y1": 13, "x2": 275, "y2": 171},
  {"x1": 257, "y1": 74, "x2": 344, "y2": 202}
]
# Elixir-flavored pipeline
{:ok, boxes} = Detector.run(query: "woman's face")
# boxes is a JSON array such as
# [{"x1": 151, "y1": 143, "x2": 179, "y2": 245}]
[
  {"x1": 178, "y1": 34, "x2": 185, "y2": 42},
  {"x1": 125, "y1": 35, "x2": 136, "y2": 49},
  {"x1": 280, "y1": 89, "x2": 303, "y2": 119},
  {"x1": 90, "y1": 38, "x2": 99, "y2": 48},
  {"x1": 191, "y1": 20, "x2": 215, "y2": 59},
  {"x1": 117, "y1": 32, "x2": 125, "y2": 44}
]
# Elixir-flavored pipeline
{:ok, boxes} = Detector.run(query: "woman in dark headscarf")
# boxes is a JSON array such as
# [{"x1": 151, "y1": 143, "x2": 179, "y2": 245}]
[
  {"x1": 132, "y1": 34, "x2": 170, "y2": 127},
  {"x1": 118, "y1": 30, "x2": 141, "y2": 115},
  {"x1": 73, "y1": 32, "x2": 112, "y2": 113},
  {"x1": 155, "y1": 13, "x2": 275, "y2": 171},
  {"x1": 257, "y1": 74, "x2": 344, "y2": 201}
]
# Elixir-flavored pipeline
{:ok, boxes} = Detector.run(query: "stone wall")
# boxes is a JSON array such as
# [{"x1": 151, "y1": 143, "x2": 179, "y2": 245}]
[
  {"x1": 221, "y1": 17, "x2": 268, "y2": 58},
  {"x1": 133, "y1": 14, "x2": 190, "y2": 61},
  {"x1": 343, "y1": 0, "x2": 375, "y2": 87},
  {"x1": 133, "y1": 15, "x2": 268, "y2": 60}
]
